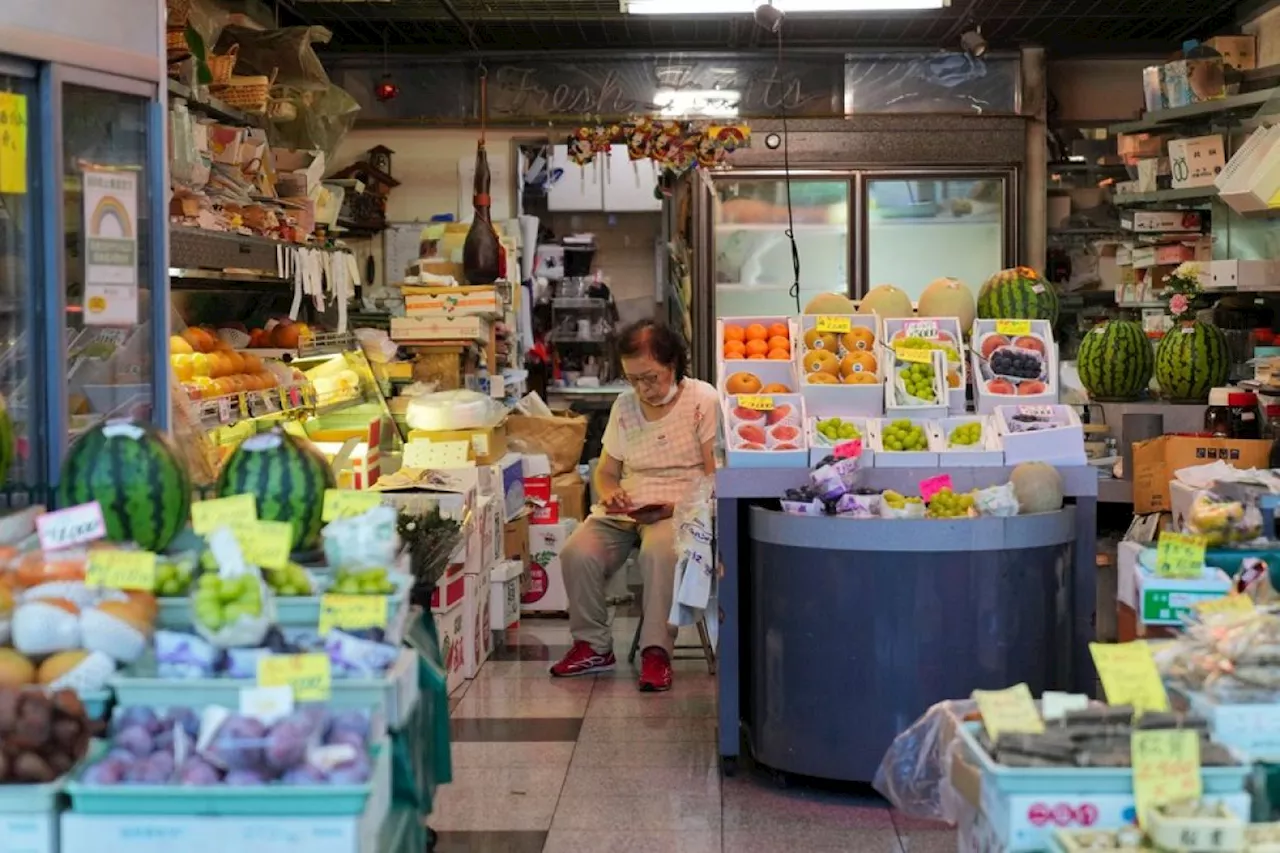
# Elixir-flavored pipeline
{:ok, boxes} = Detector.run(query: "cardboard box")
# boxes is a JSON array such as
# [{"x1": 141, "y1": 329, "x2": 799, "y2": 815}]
[
  {"x1": 1206, "y1": 35, "x2": 1257, "y2": 71},
  {"x1": 489, "y1": 560, "x2": 523, "y2": 632},
  {"x1": 430, "y1": 571, "x2": 467, "y2": 613},
  {"x1": 552, "y1": 471, "x2": 588, "y2": 521},
  {"x1": 479, "y1": 494, "x2": 503, "y2": 568},
  {"x1": 390, "y1": 315, "x2": 491, "y2": 344},
  {"x1": 1169, "y1": 478, "x2": 1209, "y2": 530},
  {"x1": 1130, "y1": 238, "x2": 1211, "y2": 270},
  {"x1": 522, "y1": 520, "x2": 577, "y2": 613},
  {"x1": 531, "y1": 497, "x2": 561, "y2": 526},
  {"x1": 478, "y1": 452, "x2": 526, "y2": 521},
  {"x1": 462, "y1": 572, "x2": 492, "y2": 679},
  {"x1": 1208, "y1": 259, "x2": 1280, "y2": 291},
  {"x1": 1168, "y1": 134, "x2": 1225, "y2": 189},
  {"x1": 405, "y1": 422, "x2": 508, "y2": 466},
  {"x1": 403, "y1": 284, "x2": 502, "y2": 319},
  {"x1": 1120, "y1": 208, "x2": 1210, "y2": 234},
  {"x1": 1162, "y1": 56, "x2": 1225, "y2": 109},
  {"x1": 1131, "y1": 435, "x2": 1273, "y2": 513},
  {"x1": 433, "y1": 594, "x2": 467, "y2": 695},
  {"x1": 1117, "y1": 132, "x2": 1166, "y2": 161},
  {"x1": 274, "y1": 148, "x2": 326, "y2": 198},
  {"x1": 1142, "y1": 66, "x2": 1165, "y2": 111},
  {"x1": 503, "y1": 515, "x2": 531, "y2": 566},
  {"x1": 1215, "y1": 124, "x2": 1280, "y2": 214}
]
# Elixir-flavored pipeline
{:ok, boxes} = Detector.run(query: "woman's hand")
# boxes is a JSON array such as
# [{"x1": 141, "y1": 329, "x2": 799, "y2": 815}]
[{"x1": 601, "y1": 486, "x2": 632, "y2": 513}]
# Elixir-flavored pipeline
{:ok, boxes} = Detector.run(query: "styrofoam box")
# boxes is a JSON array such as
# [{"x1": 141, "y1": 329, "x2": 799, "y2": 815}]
[
  {"x1": 463, "y1": 571, "x2": 492, "y2": 679},
  {"x1": 883, "y1": 349, "x2": 948, "y2": 420},
  {"x1": 1209, "y1": 259, "x2": 1280, "y2": 292},
  {"x1": 806, "y1": 416, "x2": 874, "y2": 468},
  {"x1": 523, "y1": 519, "x2": 576, "y2": 613},
  {"x1": 434, "y1": 593, "x2": 467, "y2": 696},
  {"x1": 880, "y1": 316, "x2": 967, "y2": 414},
  {"x1": 869, "y1": 417, "x2": 939, "y2": 468},
  {"x1": 716, "y1": 316, "x2": 800, "y2": 386},
  {"x1": 1137, "y1": 564, "x2": 1233, "y2": 625},
  {"x1": 722, "y1": 394, "x2": 808, "y2": 469},
  {"x1": 993, "y1": 404, "x2": 1087, "y2": 466},
  {"x1": 0, "y1": 813, "x2": 56, "y2": 853},
  {"x1": 932, "y1": 416, "x2": 1004, "y2": 467},
  {"x1": 1216, "y1": 124, "x2": 1280, "y2": 213},
  {"x1": 1181, "y1": 689, "x2": 1280, "y2": 762},
  {"x1": 489, "y1": 559, "x2": 522, "y2": 632},
  {"x1": 969, "y1": 319, "x2": 1059, "y2": 414},
  {"x1": 717, "y1": 358, "x2": 798, "y2": 397},
  {"x1": 795, "y1": 314, "x2": 883, "y2": 418}
]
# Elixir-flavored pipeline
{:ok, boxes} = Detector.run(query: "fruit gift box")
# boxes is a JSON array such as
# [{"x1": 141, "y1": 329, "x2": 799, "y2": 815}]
[
  {"x1": 884, "y1": 349, "x2": 948, "y2": 420},
  {"x1": 933, "y1": 416, "x2": 1004, "y2": 467},
  {"x1": 723, "y1": 393, "x2": 809, "y2": 469},
  {"x1": 880, "y1": 317, "x2": 967, "y2": 414},
  {"x1": 795, "y1": 314, "x2": 883, "y2": 418},
  {"x1": 807, "y1": 416, "x2": 873, "y2": 467},
  {"x1": 869, "y1": 417, "x2": 939, "y2": 468},
  {"x1": 969, "y1": 319, "x2": 1059, "y2": 414},
  {"x1": 992, "y1": 403, "x2": 1086, "y2": 466},
  {"x1": 716, "y1": 317, "x2": 799, "y2": 389}
]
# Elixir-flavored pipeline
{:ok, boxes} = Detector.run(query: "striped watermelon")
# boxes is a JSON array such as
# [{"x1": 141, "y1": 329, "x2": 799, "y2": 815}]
[
  {"x1": 58, "y1": 420, "x2": 190, "y2": 551},
  {"x1": 216, "y1": 429, "x2": 334, "y2": 551},
  {"x1": 1155, "y1": 321, "x2": 1230, "y2": 403},
  {"x1": 977, "y1": 267, "x2": 1059, "y2": 325},
  {"x1": 0, "y1": 393, "x2": 13, "y2": 484},
  {"x1": 1077, "y1": 320, "x2": 1154, "y2": 401}
]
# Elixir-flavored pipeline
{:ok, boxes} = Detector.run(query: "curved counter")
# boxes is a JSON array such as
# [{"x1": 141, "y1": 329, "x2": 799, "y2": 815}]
[{"x1": 741, "y1": 506, "x2": 1077, "y2": 783}]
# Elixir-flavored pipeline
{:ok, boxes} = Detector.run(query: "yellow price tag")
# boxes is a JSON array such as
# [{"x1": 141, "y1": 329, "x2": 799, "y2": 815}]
[
  {"x1": 1132, "y1": 729, "x2": 1202, "y2": 826},
  {"x1": 1090, "y1": 641, "x2": 1170, "y2": 716},
  {"x1": 815, "y1": 316, "x2": 851, "y2": 333},
  {"x1": 0, "y1": 93, "x2": 29, "y2": 195},
  {"x1": 322, "y1": 490, "x2": 383, "y2": 523},
  {"x1": 86, "y1": 550, "x2": 157, "y2": 591},
  {"x1": 192, "y1": 494, "x2": 257, "y2": 535},
  {"x1": 318, "y1": 594, "x2": 388, "y2": 636},
  {"x1": 737, "y1": 395, "x2": 775, "y2": 411},
  {"x1": 1194, "y1": 594, "x2": 1253, "y2": 618},
  {"x1": 1155, "y1": 531, "x2": 1207, "y2": 579},
  {"x1": 972, "y1": 683, "x2": 1045, "y2": 740},
  {"x1": 256, "y1": 653, "x2": 331, "y2": 702},
  {"x1": 995, "y1": 319, "x2": 1032, "y2": 336},
  {"x1": 234, "y1": 520, "x2": 293, "y2": 571},
  {"x1": 898, "y1": 348, "x2": 933, "y2": 364}
]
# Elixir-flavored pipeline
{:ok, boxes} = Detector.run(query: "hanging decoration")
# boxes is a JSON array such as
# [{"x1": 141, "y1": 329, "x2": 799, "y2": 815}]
[
  {"x1": 563, "y1": 117, "x2": 751, "y2": 178},
  {"x1": 462, "y1": 66, "x2": 501, "y2": 286}
]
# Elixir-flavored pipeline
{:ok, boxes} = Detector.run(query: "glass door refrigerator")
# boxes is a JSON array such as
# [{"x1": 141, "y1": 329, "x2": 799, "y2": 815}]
[{"x1": 690, "y1": 168, "x2": 1018, "y2": 379}]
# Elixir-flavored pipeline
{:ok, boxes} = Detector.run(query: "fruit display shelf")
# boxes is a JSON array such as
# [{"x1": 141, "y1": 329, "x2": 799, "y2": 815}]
[{"x1": 109, "y1": 648, "x2": 421, "y2": 731}]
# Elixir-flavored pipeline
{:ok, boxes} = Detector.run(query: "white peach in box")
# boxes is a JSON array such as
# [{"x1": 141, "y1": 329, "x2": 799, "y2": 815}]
[
  {"x1": 736, "y1": 423, "x2": 767, "y2": 445},
  {"x1": 733, "y1": 406, "x2": 766, "y2": 423},
  {"x1": 765, "y1": 404, "x2": 798, "y2": 426},
  {"x1": 769, "y1": 423, "x2": 801, "y2": 444}
]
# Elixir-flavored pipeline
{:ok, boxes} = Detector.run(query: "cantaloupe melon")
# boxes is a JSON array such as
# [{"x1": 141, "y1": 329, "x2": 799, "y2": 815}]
[
  {"x1": 804, "y1": 292, "x2": 856, "y2": 315},
  {"x1": 918, "y1": 278, "x2": 976, "y2": 334},
  {"x1": 857, "y1": 284, "x2": 914, "y2": 319},
  {"x1": 1009, "y1": 462, "x2": 1064, "y2": 514}
]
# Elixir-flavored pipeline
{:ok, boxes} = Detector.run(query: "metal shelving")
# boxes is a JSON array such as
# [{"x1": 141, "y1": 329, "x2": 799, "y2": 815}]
[
  {"x1": 1108, "y1": 88, "x2": 1280, "y2": 134},
  {"x1": 1113, "y1": 186, "x2": 1219, "y2": 206}
]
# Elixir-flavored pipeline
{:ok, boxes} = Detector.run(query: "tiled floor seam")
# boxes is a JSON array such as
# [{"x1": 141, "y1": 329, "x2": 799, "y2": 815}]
[{"x1": 538, "y1": 669, "x2": 597, "y2": 852}]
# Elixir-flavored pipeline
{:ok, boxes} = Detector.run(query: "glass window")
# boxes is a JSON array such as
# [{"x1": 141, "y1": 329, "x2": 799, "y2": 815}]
[
  {"x1": 62, "y1": 86, "x2": 154, "y2": 440},
  {"x1": 866, "y1": 177, "x2": 1006, "y2": 303},
  {"x1": 0, "y1": 71, "x2": 39, "y2": 503},
  {"x1": 713, "y1": 178, "x2": 849, "y2": 318}
]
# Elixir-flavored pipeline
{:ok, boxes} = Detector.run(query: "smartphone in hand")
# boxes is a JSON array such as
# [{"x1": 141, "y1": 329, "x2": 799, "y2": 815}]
[{"x1": 627, "y1": 504, "x2": 674, "y2": 524}]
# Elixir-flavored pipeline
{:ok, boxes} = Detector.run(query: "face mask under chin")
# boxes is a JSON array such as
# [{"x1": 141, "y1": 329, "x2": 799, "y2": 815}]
[{"x1": 645, "y1": 378, "x2": 680, "y2": 406}]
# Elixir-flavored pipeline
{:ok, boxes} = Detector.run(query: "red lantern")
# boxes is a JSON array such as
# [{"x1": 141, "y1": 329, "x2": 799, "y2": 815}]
[{"x1": 374, "y1": 75, "x2": 399, "y2": 103}]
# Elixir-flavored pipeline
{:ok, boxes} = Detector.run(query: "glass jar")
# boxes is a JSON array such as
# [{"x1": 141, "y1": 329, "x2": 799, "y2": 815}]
[
  {"x1": 1229, "y1": 390, "x2": 1261, "y2": 439},
  {"x1": 1205, "y1": 387, "x2": 1233, "y2": 437}
]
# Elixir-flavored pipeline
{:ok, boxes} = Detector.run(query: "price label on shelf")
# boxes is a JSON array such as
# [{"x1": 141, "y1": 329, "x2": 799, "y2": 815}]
[
  {"x1": 192, "y1": 494, "x2": 257, "y2": 535},
  {"x1": 1155, "y1": 530, "x2": 1207, "y2": 579},
  {"x1": 322, "y1": 489, "x2": 383, "y2": 522},
  {"x1": 279, "y1": 388, "x2": 291, "y2": 410},
  {"x1": 86, "y1": 549, "x2": 157, "y2": 591},
  {"x1": 902, "y1": 320, "x2": 939, "y2": 339},
  {"x1": 1017, "y1": 405, "x2": 1056, "y2": 418},
  {"x1": 237, "y1": 393, "x2": 249, "y2": 419},
  {"x1": 217, "y1": 397, "x2": 233, "y2": 424},
  {"x1": 257, "y1": 653, "x2": 331, "y2": 702},
  {"x1": 36, "y1": 501, "x2": 106, "y2": 551},
  {"x1": 995, "y1": 319, "x2": 1032, "y2": 336},
  {"x1": 1132, "y1": 729, "x2": 1201, "y2": 825},
  {"x1": 239, "y1": 686, "x2": 294, "y2": 725},
  {"x1": 897, "y1": 348, "x2": 932, "y2": 364},
  {"x1": 1090, "y1": 641, "x2": 1170, "y2": 715},
  {"x1": 833, "y1": 439, "x2": 862, "y2": 459},
  {"x1": 972, "y1": 682, "x2": 1044, "y2": 740},
  {"x1": 318, "y1": 594, "x2": 388, "y2": 636},
  {"x1": 737, "y1": 395, "x2": 775, "y2": 411},
  {"x1": 815, "y1": 316, "x2": 851, "y2": 333},
  {"x1": 234, "y1": 520, "x2": 292, "y2": 571}
]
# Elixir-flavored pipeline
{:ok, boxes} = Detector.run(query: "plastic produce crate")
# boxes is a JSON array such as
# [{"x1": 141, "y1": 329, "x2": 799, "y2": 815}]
[{"x1": 0, "y1": 768, "x2": 83, "y2": 853}]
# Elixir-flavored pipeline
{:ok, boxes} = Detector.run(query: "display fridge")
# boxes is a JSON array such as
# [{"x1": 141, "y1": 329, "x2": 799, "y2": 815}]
[
  {"x1": 0, "y1": 1, "x2": 168, "y2": 504},
  {"x1": 689, "y1": 166, "x2": 1021, "y2": 379}
]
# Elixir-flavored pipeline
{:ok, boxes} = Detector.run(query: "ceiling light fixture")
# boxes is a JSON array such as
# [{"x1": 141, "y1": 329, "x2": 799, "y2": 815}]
[
  {"x1": 960, "y1": 25, "x2": 987, "y2": 56},
  {"x1": 623, "y1": 0, "x2": 948, "y2": 13}
]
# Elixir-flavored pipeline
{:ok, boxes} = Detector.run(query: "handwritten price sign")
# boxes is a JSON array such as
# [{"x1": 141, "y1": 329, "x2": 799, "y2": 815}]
[
  {"x1": 322, "y1": 489, "x2": 383, "y2": 522},
  {"x1": 257, "y1": 653, "x2": 331, "y2": 702},
  {"x1": 1132, "y1": 729, "x2": 1201, "y2": 825},
  {"x1": 234, "y1": 520, "x2": 293, "y2": 571},
  {"x1": 191, "y1": 494, "x2": 257, "y2": 535},
  {"x1": 972, "y1": 683, "x2": 1044, "y2": 740},
  {"x1": 318, "y1": 594, "x2": 388, "y2": 636},
  {"x1": 815, "y1": 316, "x2": 851, "y2": 333},
  {"x1": 737, "y1": 395, "x2": 775, "y2": 411},
  {"x1": 86, "y1": 550, "x2": 157, "y2": 591},
  {"x1": 995, "y1": 319, "x2": 1032, "y2": 336},
  {"x1": 1155, "y1": 531, "x2": 1207, "y2": 579},
  {"x1": 1090, "y1": 641, "x2": 1170, "y2": 716}
]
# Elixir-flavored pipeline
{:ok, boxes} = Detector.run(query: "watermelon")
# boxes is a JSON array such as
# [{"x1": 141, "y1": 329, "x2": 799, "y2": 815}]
[
  {"x1": 976, "y1": 267, "x2": 1059, "y2": 325},
  {"x1": 58, "y1": 420, "x2": 191, "y2": 551},
  {"x1": 1077, "y1": 320, "x2": 1154, "y2": 401},
  {"x1": 0, "y1": 393, "x2": 13, "y2": 484},
  {"x1": 1156, "y1": 320, "x2": 1230, "y2": 403},
  {"x1": 216, "y1": 429, "x2": 334, "y2": 551}
]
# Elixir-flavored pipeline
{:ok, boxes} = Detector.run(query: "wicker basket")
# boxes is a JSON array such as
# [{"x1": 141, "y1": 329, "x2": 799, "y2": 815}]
[
  {"x1": 207, "y1": 44, "x2": 239, "y2": 86},
  {"x1": 212, "y1": 73, "x2": 270, "y2": 114},
  {"x1": 165, "y1": 28, "x2": 189, "y2": 57}
]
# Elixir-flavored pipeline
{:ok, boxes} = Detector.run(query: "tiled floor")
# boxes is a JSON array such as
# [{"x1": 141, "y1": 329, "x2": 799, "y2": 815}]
[{"x1": 434, "y1": 610, "x2": 957, "y2": 853}]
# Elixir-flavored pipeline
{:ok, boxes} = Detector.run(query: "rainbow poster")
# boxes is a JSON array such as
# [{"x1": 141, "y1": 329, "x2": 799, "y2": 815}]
[{"x1": 82, "y1": 167, "x2": 138, "y2": 327}]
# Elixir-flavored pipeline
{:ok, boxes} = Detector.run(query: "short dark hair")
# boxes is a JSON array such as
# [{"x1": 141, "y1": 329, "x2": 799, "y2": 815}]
[{"x1": 615, "y1": 319, "x2": 687, "y2": 380}]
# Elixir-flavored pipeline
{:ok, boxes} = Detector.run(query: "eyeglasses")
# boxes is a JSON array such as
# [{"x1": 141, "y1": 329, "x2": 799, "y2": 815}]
[{"x1": 623, "y1": 371, "x2": 663, "y2": 388}]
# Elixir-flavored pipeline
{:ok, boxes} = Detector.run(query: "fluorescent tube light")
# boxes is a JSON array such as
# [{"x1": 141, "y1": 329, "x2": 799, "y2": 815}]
[{"x1": 624, "y1": 0, "x2": 949, "y2": 13}]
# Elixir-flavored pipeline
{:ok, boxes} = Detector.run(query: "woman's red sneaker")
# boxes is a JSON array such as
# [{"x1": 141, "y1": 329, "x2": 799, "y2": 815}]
[{"x1": 549, "y1": 641, "x2": 616, "y2": 677}]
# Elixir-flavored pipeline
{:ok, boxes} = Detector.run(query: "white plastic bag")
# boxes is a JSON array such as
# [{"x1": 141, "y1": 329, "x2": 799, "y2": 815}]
[
  {"x1": 322, "y1": 506, "x2": 400, "y2": 570},
  {"x1": 405, "y1": 389, "x2": 505, "y2": 431}
]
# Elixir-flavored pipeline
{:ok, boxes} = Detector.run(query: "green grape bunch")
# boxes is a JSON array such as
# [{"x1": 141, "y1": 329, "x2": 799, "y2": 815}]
[
  {"x1": 948, "y1": 422, "x2": 983, "y2": 447},
  {"x1": 926, "y1": 488, "x2": 977, "y2": 519},
  {"x1": 882, "y1": 489, "x2": 924, "y2": 509},
  {"x1": 898, "y1": 362, "x2": 937, "y2": 403},
  {"x1": 880, "y1": 419, "x2": 929, "y2": 452}
]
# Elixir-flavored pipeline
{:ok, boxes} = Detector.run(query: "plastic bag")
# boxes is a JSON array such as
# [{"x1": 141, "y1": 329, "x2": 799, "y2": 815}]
[
  {"x1": 973, "y1": 483, "x2": 1019, "y2": 518},
  {"x1": 322, "y1": 505, "x2": 400, "y2": 570},
  {"x1": 668, "y1": 476, "x2": 717, "y2": 647},
  {"x1": 879, "y1": 499, "x2": 926, "y2": 520},
  {"x1": 873, "y1": 698, "x2": 974, "y2": 824}
]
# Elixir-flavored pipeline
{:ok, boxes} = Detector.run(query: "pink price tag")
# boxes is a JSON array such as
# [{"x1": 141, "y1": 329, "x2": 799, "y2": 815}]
[
  {"x1": 37, "y1": 501, "x2": 106, "y2": 551},
  {"x1": 834, "y1": 439, "x2": 862, "y2": 459},
  {"x1": 919, "y1": 474, "x2": 953, "y2": 502}
]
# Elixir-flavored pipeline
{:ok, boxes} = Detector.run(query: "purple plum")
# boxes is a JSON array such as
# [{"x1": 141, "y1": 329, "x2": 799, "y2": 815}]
[
  {"x1": 105, "y1": 748, "x2": 138, "y2": 766},
  {"x1": 82, "y1": 759, "x2": 128, "y2": 785},
  {"x1": 327, "y1": 755, "x2": 372, "y2": 785},
  {"x1": 112, "y1": 707, "x2": 160, "y2": 736},
  {"x1": 145, "y1": 752, "x2": 175, "y2": 779},
  {"x1": 264, "y1": 721, "x2": 310, "y2": 772},
  {"x1": 281, "y1": 765, "x2": 327, "y2": 785},
  {"x1": 161, "y1": 707, "x2": 200, "y2": 739},
  {"x1": 153, "y1": 728, "x2": 175, "y2": 754},
  {"x1": 178, "y1": 757, "x2": 221, "y2": 786},
  {"x1": 325, "y1": 711, "x2": 370, "y2": 743},
  {"x1": 124, "y1": 759, "x2": 171, "y2": 784},
  {"x1": 206, "y1": 715, "x2": 267, "y2": 771},
  {"x1": 224, "y1": 769, "x2": 269, "y2": 786},
  {"x1": 114, "y1": 725, "x2": 156, "y2": 758},
  {"x1": 325, "y1": 730, "x2": 366, "y2": 751}
]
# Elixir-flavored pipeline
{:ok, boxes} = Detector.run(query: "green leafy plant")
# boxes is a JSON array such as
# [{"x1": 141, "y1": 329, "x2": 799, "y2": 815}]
[{"x1": 184, "y1": 25, "x2": 212, "y2": 85}]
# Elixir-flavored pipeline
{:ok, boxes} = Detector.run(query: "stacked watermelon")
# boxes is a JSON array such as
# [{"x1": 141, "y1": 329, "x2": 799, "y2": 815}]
[
  {"x1": 1156, "y1": 321, "x2": 1230, "y2": 402},
  {"x1": 0, "y1": 393, "x2": 13, "y2": 484},
  {"x1": 977, "y1": 267, "x2": 1059, "y2": 325},
  {"x1": 1077, "y1": 320, "x2": 1154, "y2": 401},
  {"x1": 216, "y1": 429, "x2": 335, "y2": 551},
  {"x1": 58, "y1": 420, "x2": 191, "y2": 551}
]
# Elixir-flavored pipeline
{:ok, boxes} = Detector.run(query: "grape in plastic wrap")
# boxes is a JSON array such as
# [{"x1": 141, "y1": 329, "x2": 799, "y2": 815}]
[
  {"x1": 112, "y1": 707, "x2": 161, "y2": 736},
  {"x1": 83, "y1": 758, "x2": 129, "y2": 785}
]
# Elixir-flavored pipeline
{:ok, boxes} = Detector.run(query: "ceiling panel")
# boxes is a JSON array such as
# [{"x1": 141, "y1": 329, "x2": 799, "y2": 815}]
[{"x1": 278, "y1": 0, "x2": 1249, "y2": 56}]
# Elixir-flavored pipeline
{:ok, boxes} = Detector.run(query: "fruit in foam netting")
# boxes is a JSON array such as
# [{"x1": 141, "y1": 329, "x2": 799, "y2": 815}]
[
  {"x1": 725, "y1": 372, "x2": 762, "y2": 395},
  {"x1": 766, "y1": 405, "x2": 794, "y2": 426},
  {"x1": 980, "y1": 334, "x2": 1010, "y2": 360},
  {"x1": 845, "y1": 373, "x2": 877, "y2": 385},
  {"x1": 842, "y1": 327, "x2": 875, "y2": 352},
  {"x1": 841, "y1": 351, "x2": 877, "y2": 377},
  {"x1": 803, "y1": 349, "x2": 840, "y2": 376},
  {"x1": 760, "y1": 383, "x2": 791, "y2": 394},
  {"x1": 803, "y1": 329, "x2": 838, "y2": 352},
  {"x1": 806, "y1": 372, "x2": 838, "y2": 384}
]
